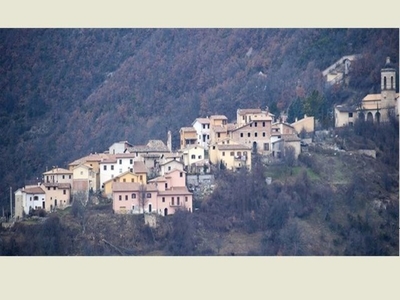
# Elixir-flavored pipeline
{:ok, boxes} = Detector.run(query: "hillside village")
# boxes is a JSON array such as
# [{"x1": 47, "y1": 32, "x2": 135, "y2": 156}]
[
  {"x1": 4, "y1": 57, "x2": 399, "y2": 232},
  {"x1": 11, "y1": 107, "x2": 314, "y2": 220}
]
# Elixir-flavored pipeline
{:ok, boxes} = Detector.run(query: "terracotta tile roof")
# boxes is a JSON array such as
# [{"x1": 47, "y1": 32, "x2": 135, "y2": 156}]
[
  {"x1": 210, "y1": 115, "x2": 228, "y2": 120},
  {"x1": 148, "y1": 176, "x2": 167, "y2": 183},
  {"x1": 159, "y1": 160, "x2": 184, "y2": 167},
  {"x1": 227, "y1": 123, "x2": 236, "y2": 131},
  {"x1": 43, "y1": 168, "x2": 73, "y2": 175},
  {"x1": 24, "y1": 186, "x2": 46, "y2": 194},
  {"x1": 193, "y1": 118, "x2": 210, "y2": 124},
  {"x1": 133, "y1": 161, "x2": 147, "y2": 173},
  {"x1": 115, "y1": 153, "x2": 137, "y2": 158},
  {"x1": 158, "y1": 188, "x2": 192, "y2": 195},
  {"x1": 237, "y1": 108, "x2": 262, "y2": 115},
  {"x1": 180, "y1": 127, "x2": 197, "y2": 132},
  {"x1": 100, "y1": 156, "x2": 117, "y2": 163},
  {"x1": 69, "y1": 153, "x2": 110, "y2": 165},
  {"x1": 164, "y1": 152, "x2": 180, "y2": 158},
  {"x1": 362, "y1": 94, "x2": 381, "y2": 101}
]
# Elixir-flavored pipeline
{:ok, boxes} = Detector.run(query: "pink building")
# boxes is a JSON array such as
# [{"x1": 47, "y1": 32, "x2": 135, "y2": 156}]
[{"x1": 112, "y1": 169, "x2": 193, "y2": 216}]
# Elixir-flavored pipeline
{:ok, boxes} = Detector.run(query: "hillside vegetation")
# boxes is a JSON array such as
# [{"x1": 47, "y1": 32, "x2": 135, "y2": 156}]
[
  {"x1": 1, "y1": 116, "x2": 398, "y2": 255},
  {"x1": 0, "y1": 29, "x2": 398, "y2": 255},
  {"x1": 1, "y1": 28, "x2": 398, "y2": 208}
]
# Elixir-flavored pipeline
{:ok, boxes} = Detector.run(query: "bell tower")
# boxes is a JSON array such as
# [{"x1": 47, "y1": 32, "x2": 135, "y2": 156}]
[{"x1": 380, "y1": 57, "x2": 397, "y2": 110}]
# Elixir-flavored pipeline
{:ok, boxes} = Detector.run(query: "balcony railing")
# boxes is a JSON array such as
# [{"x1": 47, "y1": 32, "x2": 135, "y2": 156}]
[{"x1": 169, "y1": 202, "x2": 184, "y2": 207}]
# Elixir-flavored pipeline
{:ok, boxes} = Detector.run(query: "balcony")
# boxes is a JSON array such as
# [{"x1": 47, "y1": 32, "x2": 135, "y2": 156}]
[{"x1": 169, "y1": 202, "x2": 184, "y2": 207}]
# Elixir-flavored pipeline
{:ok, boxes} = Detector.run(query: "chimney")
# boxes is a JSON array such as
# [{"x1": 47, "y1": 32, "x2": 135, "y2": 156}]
[{"x1": 167, "y1": 130, "x2": 172, "y2": 152}]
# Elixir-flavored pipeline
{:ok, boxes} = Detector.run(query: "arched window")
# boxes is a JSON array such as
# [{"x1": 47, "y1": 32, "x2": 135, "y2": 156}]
[
  {"x1": 391, "y1": 76, "x2": 394, "y2": 89},
  {"x1": 383, "y1": 76, "x2": 387, "y2": 89},
  {"x1": 375, "y1": 112, "x2": 381, "y2": 124},
  {"x1": 367, "y1": 112, "x2": 373, "y2": 122}
]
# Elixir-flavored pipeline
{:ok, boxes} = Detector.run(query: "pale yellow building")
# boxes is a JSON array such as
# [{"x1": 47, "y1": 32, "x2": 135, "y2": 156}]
[
  {"x1": 209, "y1": 143, "x2": 252, "y2": 171},
  {"x1": 72, "y1": 164, "x2": 97, "y2": 195},
  {"x1": 103, "y1": 171, "x2": 147, "y2": 198},
  {"x1": 334, "y1": 105, "x2": 357, "y2": 127},
  {"x1": 291, "y1": 115, "x2": 315, "y2": 134}
]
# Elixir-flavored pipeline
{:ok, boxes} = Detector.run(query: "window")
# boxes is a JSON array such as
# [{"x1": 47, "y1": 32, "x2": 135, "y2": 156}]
[
  {"x1": 119, "y1": 195, "x2": 122, "y2": 201},
  {"x1": 263, "y1": 132, "x2": 266, "y2": 137},
  {"x1": 125, "y1": 195, "x2": 128, "y2": 200},
  {"x1": 185, "y1": 196, "x2": 188, "y2": 202},
  {"x1": 168, "y1": 166, "x2": 171, "y2": 171},
  {"x1": 63, "y1": 190, "x2": 66, "y2": 195},
  {"x1": 53, "y1": 187, "x2": 56, "y2": 190},
  {"x1": 250, "y1": 123, "x2": 252, "y2": 127},
  {"x1": 212, "y1": 146, "x2": 216, "y2": 150},
  {"x1": 247, "y1": 133, "x2": 250, "y2": 137},
  {"x1": 162, "y1": 197, "x2": 165, "y2": 203},
  {"x1": 263, "y1": 122, "x2": 265, "y2": 127},
  {"x1": 349, "y1": 112, "x2": 353, "y2": 118},
  {"x1": 222, "y1": 151, "x2": 225, "y2": 156},
  {"x1": 131, "y1": 193, "x2": 136, "y2": 199},
  {"x1": 103, "y1": 165, "x2": 107, "y2": 171},
  {"x1": 146, "y1": 193, "x2": 151, "y2": 198},
  {"x1": 264, "y1": 143, "x2": 269, "y2": 151},
  {"x1": 130, "y1": 159, "x2": 133, "y2": 164},
  {"x1": 177, "y1": 197, "x2": 180, "y2": 205},
  {"x1": 217, "y1": 133, "x2": 220, "y2": 138},
  {"x1": 254, "y1": 122, "x2": 257, "y2": 127},
  {"x1": 240, "y1": 133, "x2": 243, "y2": 137},
  {"x1": 119, "y1": 159, "x2": 122, "y2": 164},
  {"x1": 255, "y1": 132, "x2": 258, "y2": 137},
  {"x1": 243, "y1": 151, "x2": 247, "y2": 156},
  {"x1": 130, "y1": 168, "x2": 133, "y2": 172},
  {"x1": 165, "y1": 183, "x2": 168, "y2": 189},
  {"x1": 111, "y1": 165, "x2": 114, "y2": 170},
  {"x1": 207, "y1": 135, "x2": 209, "y2": 139},
  {"x1": 191, "y1": 154, "x2": 196, "y2": 159},
  {"x1": 237, "y1": 151, "x2": 241, "y2": 156},
  {"x1": 172, "y1": 197, "x2": 175, "y2": 205},
  {"x1": 140, "y1": 175, "x2": 143, "y2": 181},
  {"x1": 180, "y1": 172, "x2": 183, "y2": 177},
  {"x1": 198, "y1": 155, "x2": 202, "y2": 159},
  {"x1": 62, "y1": 175, "x2": 65, "y2": 179},
  {"x1": 47, "y1": 187, "x2": 50, "y2": 191},
  {"x1": 69, "y1": 175, "x2": 71, "y2": 179},
  {"x1": 230, "y1": 151, "x2": 234, "y2": 156},
  {"x1": 119, "y1": 169, "x2": 122, "y2": 173},
  {"x1": 123, "y1": 178, "x2": 126, "y2": 182},
  {"x1": 131, "y1": 178, "x2": 134, "y2": 182},
  {"x1": 80, "y1": 171, "x2": 83, "y2": 175}
]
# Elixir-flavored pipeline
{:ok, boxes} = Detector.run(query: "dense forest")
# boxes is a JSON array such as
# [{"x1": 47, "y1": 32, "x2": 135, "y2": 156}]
[{"x1": 0, "y1": 29, "x2": 398, "y2": 255}]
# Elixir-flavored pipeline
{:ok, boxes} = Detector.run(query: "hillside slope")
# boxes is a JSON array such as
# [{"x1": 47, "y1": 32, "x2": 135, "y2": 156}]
[{"x1": 0, "y1": 28, "x2": 398, "y2": 210}]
